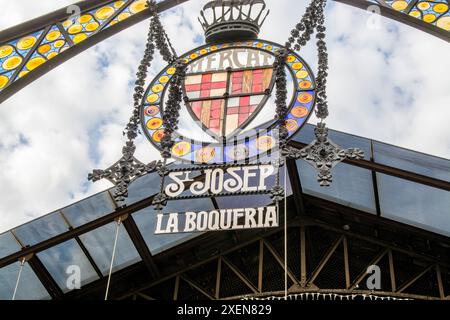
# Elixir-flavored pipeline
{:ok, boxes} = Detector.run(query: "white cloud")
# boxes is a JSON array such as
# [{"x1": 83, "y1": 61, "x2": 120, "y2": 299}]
[{"x1": 0, "y1": 0, "x2": 449, "y2": 232}]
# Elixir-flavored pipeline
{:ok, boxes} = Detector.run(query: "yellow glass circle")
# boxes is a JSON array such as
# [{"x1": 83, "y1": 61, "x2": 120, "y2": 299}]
[
  {"x1": 167, "y1": 67, "x2": 176, "y2": 75},
  {"x1": 78, "y1": 14, "x2": 93, "y2": 24},
  {"x1": 152, "y1": 84, "x2": 164, "y2": 93},
  {"x1": 2, "y1": 56, "x2": 22, "y2": 70},
  {"x1": 86, "y1": 22, "x2": 100, "y2": 32},
  {"x1": 118, "y1": 12, "x2": 131, "y2": 21},
  {"x1": 200, "y1": 49, "x2": 208, "y2": 55},
  {"x1": 147, "y1": 94, "x2": 159, "y2": 103},
  {"x1": 392, "y1": 0, "x2": 408, "y2": 11},
  {"x1": 159, "y1": 76, "x2": 169, "y2": 83},
  {"x1": 48, "y1": 52, "x2": 58, "y2": 59},
  {"x1": 291, "y1": 106, "x2": 309, "y2": 118},
  {"x1": 46, "y1": 30, "x2": 61, "y2": 42},
  {"x1": 26, "y1": 56, "x2": 46, "y2": 71},
  {"x1": 54, "y1": 40, "x2": 65, "y2": 48},
  {"x1": 17, "y1": 36, "x2": 37, "y2": 50},
  {"x1": 297, "y1": 92, "x2": 313, "y2": 104},
  {"x1": 299, "y1": 80, "x2": 312, "y2": 89},
  {"x1": 62, "y1": 20, "x2": 73, "y2": 28},
  {"x1": 38, "y1": 44, "x2": 51, "y2": 54},
  {"x1": 172, "y1": 141, "x2": 191, "y2": 157},
  {"x1": 284, "y1": 119, "x2": 299, "y2": 132},
  {"x1": 73, "y1": 33, "x2": 88, "y2": 44},
  {"x1": 0, "y1": 75, "x2": 9, "y2": 89},
  {"x1": 96, "y1": 6, "x2": 115, "y2": 20},
  {"x1": 210, "y1": 45, "x2": 218, "y2": 51},
  {"x1": 18, "y1": 71, "x2": 28, "y2": 78},
  {"x1": 417, "y1": 2, "x2": 430, "y2": 10},
  {"x1": 152, "y1": 130, "x2": 165, "y2": 143},
  {"x1": 130, "y1": 0, "x2": 147, "y2": 14},
  {"x1": 409, "y1": 11, "x2": 421, "y2": 18},
  {"x1": 114, "y1": 1, "x2": 125, "y2": 8},
  {"x1": 437, "y1": 16, "x2": 450, "y2": 30},
  {"x1": 292, "y1": 62, "x2": 303, "y2": 70},
  {"x1": 190, "y1": 53, "x2": 199, "y2": 59},
  {"x1": 256, "y1": 42, "x2": 264, "y2": 48},
  {"x1": 146, "y1": 117, "x2": 163, "y2": 130},
  {"x1": 110, "y1": 21, "x2": 118, "y2": 26},
  {"x1": 423, "y1": 13, "x2": 436, "y2": 22},
  {"x1": 68, "y1": 24, "x2": 83, "y2": 34},
  {"x1": 266, "y1": 45, "x2": 273, "y2": 50},
  {"x1": 286, "y1": 55, "x2": 296, "y2": 63},
  {"x1": 296, "y1": 70, "x2": 308, "y2": 79},
  {"x1": 433, "y1": 3, "x2": 448, "y2": 13},
  {"x1": 0, "y1": 45, "x2": 13, "y2": 58}
]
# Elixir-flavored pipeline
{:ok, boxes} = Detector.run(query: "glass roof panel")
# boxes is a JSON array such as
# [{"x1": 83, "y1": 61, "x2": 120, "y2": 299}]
[
  {"x1": 0, "y1": 262, "x2": 50, "y2": 300},
  {"x1": 293, "y1": 124, "x2": 372, "y2": 160},
  {"x1": 13, "y1": 211, "x2": 69, "y2": 246},
  {"x1": 297, "y1": 160, "x2": 377, "y2": 214},
  {"x1": 0, "y1": 232, "x2": 21, "y2": 259},
  {"x1": 373, "y1": 141, "x2": 450, "y2": 182},
  {"x1": 79, "y1": 222, "x2": 141, "y2": 276},
  {"x1": 377, "y1": 173, "x2": 450, "y2": 236},
  {"x1": 133, "y1": 196, "x2": 215, "y2": 255},
  {"x1": 62, "y1": 191, "x2": 115, "y2": 227},
  {"x1": 123, "y1": 171, "x2": 161, "y2": 206},
  {"x1": 36, "y1": 239, "x2": 99, "y2": 293}
]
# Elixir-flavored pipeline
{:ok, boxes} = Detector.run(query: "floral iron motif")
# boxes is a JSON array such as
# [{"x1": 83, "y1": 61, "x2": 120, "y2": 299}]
[
  {"x1": 282, "y1": 123, "x2": 364, "y2": 186},
  {"x1": 88, "y1": 141, "x2": 162, "y2": 201}
]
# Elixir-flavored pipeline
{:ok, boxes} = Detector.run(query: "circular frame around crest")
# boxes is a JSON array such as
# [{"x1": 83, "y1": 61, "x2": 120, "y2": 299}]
[{"x1": 140, "y1": 39, "x2": 316, "y2": 164}]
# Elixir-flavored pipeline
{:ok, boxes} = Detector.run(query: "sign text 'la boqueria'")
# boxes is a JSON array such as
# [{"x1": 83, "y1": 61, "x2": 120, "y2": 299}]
[{"x1": 155, "y1": 206, "x2": 278, "y2": 234}]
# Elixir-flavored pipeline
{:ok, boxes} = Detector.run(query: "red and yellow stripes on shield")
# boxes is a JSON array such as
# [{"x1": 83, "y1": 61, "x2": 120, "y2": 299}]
[{"x1": 185, "y1": 68, "x2": 273, "y2": 138}]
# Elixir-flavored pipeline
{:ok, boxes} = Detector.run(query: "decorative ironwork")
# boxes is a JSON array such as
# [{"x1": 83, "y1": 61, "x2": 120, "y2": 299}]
[
  {"x1": 88, "y1": 142, "x2": 161, "y2": 201},
  {"x1": 89, "y1": 0, "x2": 181, "y2": 202},
  {"x1": 284, "y1": 123, "x2": 364, "y2": 186},
  {"x1": 198, "y1": 0, "x2": 270, "y2": 43},
  {"x1": 277, "y1": 0, "x2": 364, "y2": 185}
]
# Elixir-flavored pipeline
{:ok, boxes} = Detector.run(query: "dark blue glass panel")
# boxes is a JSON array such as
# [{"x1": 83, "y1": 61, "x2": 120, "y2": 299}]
[
  {"x1": 297, "y1": 160, "x2": 377, "y2": 214},
  {"x1": 62, "y1": 191, "x2": 114, "y2": 227},
  {"x1": 13, "y1": 212, "x2": 69, "y2": 246},
  {"x1": 377, "y1": 174, "x2": 450, "y2": 236},
  {"x1": 373, "y1": 141, "x2": 450, "y2": 182},
  {"x1": 79, "y1": 222, "x2": 141, "y2": 275},
  {"x1": 0, "y1": 262, "x2": 50, "y2": 300},
  {"x1": 37, "y1": 239, "x2": 99, "y2": 293},
  {"x1": 0, "y1": 232, "x2": 21, "y2": 259}
]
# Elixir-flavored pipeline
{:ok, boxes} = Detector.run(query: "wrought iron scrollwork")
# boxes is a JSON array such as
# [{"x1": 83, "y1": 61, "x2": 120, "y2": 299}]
[{"x1": 283, "y1": 123, "x2": 364, "y2": 186}]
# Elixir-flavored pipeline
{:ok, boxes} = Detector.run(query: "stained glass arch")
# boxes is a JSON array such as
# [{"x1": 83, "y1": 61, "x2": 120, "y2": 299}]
[{"x1": 0, "y1": 0, "x2": 448, "y2": 103}]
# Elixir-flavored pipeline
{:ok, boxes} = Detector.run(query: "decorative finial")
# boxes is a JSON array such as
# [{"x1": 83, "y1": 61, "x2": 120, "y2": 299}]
[{"x1": 199, "y1": 0, "x2": 270, "y2": 43}]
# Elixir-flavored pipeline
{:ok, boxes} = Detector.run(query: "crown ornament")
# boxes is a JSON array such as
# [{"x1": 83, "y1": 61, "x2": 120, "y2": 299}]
[{"x1": 199, "y1": 0, "x2": 270, "y2": 43}]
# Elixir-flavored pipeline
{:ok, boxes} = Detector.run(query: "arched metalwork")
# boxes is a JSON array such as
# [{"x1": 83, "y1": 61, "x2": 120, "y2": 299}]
[{"x1": 0, "y1": 0, "x2": 448, "y2": 103}]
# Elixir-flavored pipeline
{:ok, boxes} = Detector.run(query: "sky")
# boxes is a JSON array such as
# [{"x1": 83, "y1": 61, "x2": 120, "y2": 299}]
[{"x1": 0, "y1": 0, "x2": 449, "y2": 233}]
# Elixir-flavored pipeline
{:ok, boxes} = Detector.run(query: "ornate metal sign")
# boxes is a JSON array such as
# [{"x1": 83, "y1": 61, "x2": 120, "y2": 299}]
[
  {"x1": 141, "y1": 39, "x2": 316, "y2": 164},
  {"x1": 89, "y1": 0, "x2": 364, "y2": 231}
]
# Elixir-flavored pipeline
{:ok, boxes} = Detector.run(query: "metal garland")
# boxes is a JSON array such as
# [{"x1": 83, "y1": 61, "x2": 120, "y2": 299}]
[
  {"x1": 88, "y1": 0, "x2": 181, "y2": 202},
  {"x1": 278, "y1": 0, "x2": 365, "y2": 186}
]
